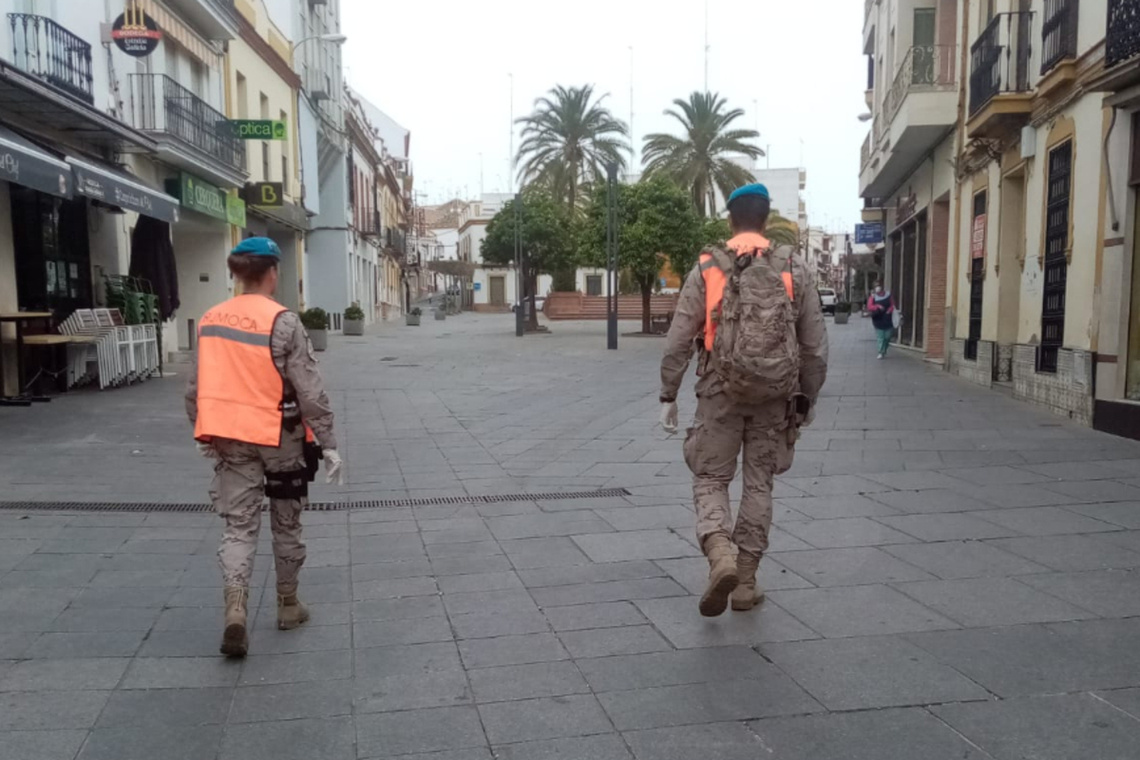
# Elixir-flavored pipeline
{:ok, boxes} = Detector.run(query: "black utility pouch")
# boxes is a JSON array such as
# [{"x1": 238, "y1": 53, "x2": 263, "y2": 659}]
[{"x1": 304, "y1": 441, "x2": 323, "y2": 482}]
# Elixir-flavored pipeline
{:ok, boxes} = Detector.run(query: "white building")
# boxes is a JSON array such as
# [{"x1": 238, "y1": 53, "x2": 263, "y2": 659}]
[
  {"x1": 710, "y1": 159, "x2": 807, "y2": 229},
  {"x1": 456, "y1": 194, "x2": 551, "y2": 311}
]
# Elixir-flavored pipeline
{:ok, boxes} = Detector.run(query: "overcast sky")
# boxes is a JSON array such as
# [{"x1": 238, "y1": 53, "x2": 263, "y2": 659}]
[{"x1": 342, "y1": 0, "x2": 867, "y2": 233}]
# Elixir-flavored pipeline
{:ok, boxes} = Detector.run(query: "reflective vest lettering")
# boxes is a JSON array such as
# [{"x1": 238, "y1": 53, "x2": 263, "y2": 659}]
[{"x1": 194, "y1": 294, "x2": 288, "y2": 447}]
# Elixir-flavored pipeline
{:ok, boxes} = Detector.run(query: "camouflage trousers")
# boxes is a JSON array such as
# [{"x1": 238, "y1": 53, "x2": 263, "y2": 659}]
[
  {"x1": 210, "y1": 424, "x2": 307, "y2": 593},
  {"x1": 683, "y1": 393, "x2": 794, "y2": 559}
]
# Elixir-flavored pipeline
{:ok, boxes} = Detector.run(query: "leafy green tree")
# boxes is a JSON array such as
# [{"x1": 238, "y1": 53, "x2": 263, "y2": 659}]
[
  {"x1": 582, "y1": 177, "x2": 701, "y2": 333},
  {"x1": 481, "y1": 191, "x2": 576, "y2": 331},
  {"x1": 641, "y1": 91, "x2": 763, "y2": 217},
  {"x1": 515, "y1": 85, "x2": 629, "y2": 214}
]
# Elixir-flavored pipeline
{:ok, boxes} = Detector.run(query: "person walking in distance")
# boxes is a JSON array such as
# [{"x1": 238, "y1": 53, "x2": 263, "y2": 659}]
[
  {"x1": 186, "y1": 237, "x2": 344, "y2": 657},
  {"x1": 659, "y1": 184, "x2": 828, "y2": 617},
  {"x1": 867, "y1": 283, "x2": 897, "y2": 359}
]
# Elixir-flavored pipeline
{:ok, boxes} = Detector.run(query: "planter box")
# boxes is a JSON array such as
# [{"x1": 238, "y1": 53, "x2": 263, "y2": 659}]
[
  {"x1": 406, "y1": 314, "x2": 421, "y2": 326},
  {"x1": 435, "y1": 310, "x2": 447, "y2": 321},
  {"x1": 833, "y1": 313, "x2": 850, "y2": 325},
  {"x1": 309, "y1": 329, "x2": 328, "y2": 351},
  {"x1": 343, "y1": 319, "x2": 364, "y2": 336}
]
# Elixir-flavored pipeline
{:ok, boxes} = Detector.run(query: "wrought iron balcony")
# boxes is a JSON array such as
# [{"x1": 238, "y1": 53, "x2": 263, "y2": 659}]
[
  {"x1": 883, "y1": 45, "x2": 957, "y2": 124},
  {"x1": 1107, "y1": 0, "x2": 1140, "y2": 68},
  {"x1": 860, "y1": 133, "x2": 872, "y2": 171},
  {"x1": 359, "y1": 210, "x2": 380, "y2": 237},
  {"x1": 128, "y1": 74, "x2": 245, "y2": 174},
  {"x1": 7, "y1": 14, "x2": 94, "y2": 105},
  {"x1": 969, "y1": 12, "x2": 1034, "y2": 117},
  {"x1": 1041, "y1": 0, "x2": 1078, "y2": 75},
  {"x1": 385, "y1": 227, "x2": 407, "y2": 254}
]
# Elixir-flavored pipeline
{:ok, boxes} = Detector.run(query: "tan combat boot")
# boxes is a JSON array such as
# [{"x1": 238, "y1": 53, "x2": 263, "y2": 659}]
[
  {"x1": 277, "y1": 589, "x2": 310, "y2": 631},
  {"x1": 731, "y1": 553, "x2": 765, "y2": 611},
  {"x1": 699, "y1": 534, "x2": 739, "y2": 617},
  {"x1": 220, "y1": 586, "x2": 249, "y2": 658}
]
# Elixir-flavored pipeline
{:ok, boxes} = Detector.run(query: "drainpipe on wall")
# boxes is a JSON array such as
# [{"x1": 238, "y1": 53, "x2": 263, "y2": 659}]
[{"x1": 948, "y1": 0, "x2": 971, "y2": 352}]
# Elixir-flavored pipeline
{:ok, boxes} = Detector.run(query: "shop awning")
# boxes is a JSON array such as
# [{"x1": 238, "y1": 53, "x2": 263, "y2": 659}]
[
  {"x1": 67, "y1": 157, "x2": 180, "y2": 224},
  {"x1": 0, "y1": 125, "x2": 72, "y2": 198}
]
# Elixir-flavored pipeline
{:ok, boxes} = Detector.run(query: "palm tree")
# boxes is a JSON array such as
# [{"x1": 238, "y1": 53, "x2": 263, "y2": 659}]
[
  {"x1": 765, "y1": 212, "x2": 799, "y2": 247},
  {"x1": 515, "y1": 85, "x2": 629, "y2": 214},
  {"x1": 641, "y1": 91, "x2": 764, "y2": 217}
]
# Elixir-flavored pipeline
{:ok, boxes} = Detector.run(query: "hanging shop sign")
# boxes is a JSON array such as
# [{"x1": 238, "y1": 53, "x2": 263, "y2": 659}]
[
  {"x1": 229, "y1": 120, "x2": 288, "y2": 141},
  {"x1": 971, "y1": 214, "x2": 987, "y2": 261},
  {"x1": 111, "y1": 1, "x2": 162, "y2": 58},
  {"x1": 855, "y1": 222, "x2": 884, "y2": 245},
  {"x1": 166, "y1": 172, "x2": 246, "y2": 226},
  {"x1": 244, "y1": 182, "x2": 284, "y2": 207}
]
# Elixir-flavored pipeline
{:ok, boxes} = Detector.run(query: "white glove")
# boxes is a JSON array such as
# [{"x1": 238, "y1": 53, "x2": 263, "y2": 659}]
[
  {"x1": 660, "y1": 401, "x2": 679, "y2": 434},
  {"x1": 196, "y1": 442, "x2": 218, "y2": 459},
  {"x1": 323, "y1": 449, "x2": 344, "y2": 485}
]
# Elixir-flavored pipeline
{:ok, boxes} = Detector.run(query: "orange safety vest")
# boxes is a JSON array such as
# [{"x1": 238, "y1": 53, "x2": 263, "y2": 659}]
[
  {"x1": 699, "y1": 233, "x2": 794, "y2": 352},
  {"x1": 194, "y1": 294, "x2": 293, "y2": 447}
]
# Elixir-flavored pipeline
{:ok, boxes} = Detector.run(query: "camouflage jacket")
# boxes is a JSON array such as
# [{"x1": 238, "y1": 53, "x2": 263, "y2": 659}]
[
  {"x1": 185, "y1": 309, "x2": 338, "y2": 450},
  {"x1": 660, "y1": 241, "x2": 829, "y2": 406}
]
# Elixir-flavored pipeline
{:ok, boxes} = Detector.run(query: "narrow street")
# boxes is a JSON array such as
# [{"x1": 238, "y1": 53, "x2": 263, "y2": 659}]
[{"x1": 2, "y1": 314, "x2": 1140, "y2": 759}]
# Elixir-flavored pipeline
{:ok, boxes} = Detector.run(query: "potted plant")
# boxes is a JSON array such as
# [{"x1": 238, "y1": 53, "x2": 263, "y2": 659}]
[
  {"x1": 435, "y1": 305, "x2": 447, "y2": 321},
  {"x1": 406, "y1": 307, "x2": 422, "y2": 326},
  {"x1": 301, "y1": 307, "x2": 329, "y2": 351},
  {"x1": 343, "y1": 303, "x2": 365, "y2": 336},
  {"x1": 833, "y1": 302, "x2": 852, "y2": 325}
]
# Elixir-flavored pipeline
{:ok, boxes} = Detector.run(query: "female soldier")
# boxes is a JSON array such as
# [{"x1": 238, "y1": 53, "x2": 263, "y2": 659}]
[{"x1": 186, "y1": 237, "x2": 343, "y2": 658}]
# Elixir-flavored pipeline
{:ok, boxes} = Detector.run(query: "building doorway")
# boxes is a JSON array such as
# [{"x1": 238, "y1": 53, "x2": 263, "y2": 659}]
[
  {"x1": 10, "y1": 187, "x2": 91, "y2": 315},
  {"x1": 489, "y1": 275, "x2": 506, "y2": 307},
  {"x1": 1040, "y1": 140, "x2": 1072, "y2": 373},
  {"x1": 1128, "y1": 191, "x2": 1140, "y2": 400}
]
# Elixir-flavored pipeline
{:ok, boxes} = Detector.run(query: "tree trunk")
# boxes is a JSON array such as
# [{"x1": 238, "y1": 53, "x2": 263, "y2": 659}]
[
  {"x1": 641, "y1": 281, "x2": 652, "y2": 334},
  {"x1": 526, "y1": 268, "x2": 540, "y2": 332}
]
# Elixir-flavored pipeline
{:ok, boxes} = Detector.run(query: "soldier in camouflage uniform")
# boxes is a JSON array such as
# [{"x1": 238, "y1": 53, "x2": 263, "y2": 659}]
[
  {"x1": 186, "y1": 237, "x2": 342, "y2": 657},
  {"x1": 660, "y1": 185, "x2": 828, "y2": 617}
]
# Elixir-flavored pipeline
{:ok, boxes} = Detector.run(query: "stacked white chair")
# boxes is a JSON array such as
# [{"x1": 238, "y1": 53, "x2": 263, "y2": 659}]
[{"x1": 58, "y1": 309, "x2": 160, "y2": 389}]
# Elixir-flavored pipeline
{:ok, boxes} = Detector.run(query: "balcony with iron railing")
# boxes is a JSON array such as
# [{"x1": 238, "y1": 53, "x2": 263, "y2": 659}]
[
  {"x1": 358, "y1": 210, "x2": 380, "y2": 238},
  {"x1": 1041, "y1": 0, "x2": 1078, "y2": 75},
  {"x1": 385, "y1": 227, "x2": 407, "y2": 255},
  {"x1": 968, "y1": 11, "x2": 1034, "y2": 137},
  {"x1": 128, "y1": 74, "x2": 246, "y2": 184},
  {"x1": 860, "y1": 45, "x2": 957, "y2": 198},
  {"x1": 7, "y1": 14, "x2": 94, "y2": 105},
  {"x1": 1108, "y1": 0, "x2": 1140, "y2": 67},
  {"x1": 882, "y1": 45, "x2": 957, "y2": 124}
]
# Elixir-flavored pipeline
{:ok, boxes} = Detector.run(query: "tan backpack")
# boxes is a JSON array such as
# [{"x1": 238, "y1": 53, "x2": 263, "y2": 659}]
[{"x1": 708, "y1": 245, "x2": 800, "y2": 405}]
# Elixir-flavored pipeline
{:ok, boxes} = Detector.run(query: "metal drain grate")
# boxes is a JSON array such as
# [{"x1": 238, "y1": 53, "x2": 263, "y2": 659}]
[{"x1": 0, "y1": 488, "x2": 631, "y2": 514}]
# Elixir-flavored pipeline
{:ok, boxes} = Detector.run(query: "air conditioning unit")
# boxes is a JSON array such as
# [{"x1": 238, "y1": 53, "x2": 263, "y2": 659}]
[{"x1": 1020, "y1": 125, "x2": 1037, "y2": 159}]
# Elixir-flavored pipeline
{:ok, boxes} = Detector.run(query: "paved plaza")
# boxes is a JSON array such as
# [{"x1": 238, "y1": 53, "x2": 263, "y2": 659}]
[{"x1": 2, "y1": 313, "x2": 1140, "y2": 759}]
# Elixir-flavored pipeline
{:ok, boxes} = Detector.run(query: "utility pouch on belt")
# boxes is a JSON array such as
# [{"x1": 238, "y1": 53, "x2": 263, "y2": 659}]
[
  {"x1": 786, "y1": 393, "x2": 811, "y2": 445},
  {"x1": 304, "y1": 441, "x2": 323, "y2": 483}
]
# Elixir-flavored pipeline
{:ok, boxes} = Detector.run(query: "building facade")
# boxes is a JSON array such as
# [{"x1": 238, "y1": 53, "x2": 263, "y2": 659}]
[
  {"x1": 860, "y1": 0, "x2": 1140, "y2": 435},
  {"x1": 860, "y1": 0, "x2": 957, "y2": 362}
]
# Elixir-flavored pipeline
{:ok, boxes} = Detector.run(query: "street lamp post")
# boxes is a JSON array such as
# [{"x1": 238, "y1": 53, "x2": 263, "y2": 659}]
[
  {"x1": 514, "y1": 193, "x2": 524, "y2": 337},
  {"x1": 292, "y1": 33, "x2": 347, "y2": 52},
  {"x1": 606, "y1": 162, "x2": 619, "y2": 350}
]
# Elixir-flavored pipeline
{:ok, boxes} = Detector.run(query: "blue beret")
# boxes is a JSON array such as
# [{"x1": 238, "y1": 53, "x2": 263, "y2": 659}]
[
  {"x1": 727, "y1": 183, "x2": 771, "y2": 206},
  {"x1": 231, "y1": 237, "x2": 281, "y2": 260}
]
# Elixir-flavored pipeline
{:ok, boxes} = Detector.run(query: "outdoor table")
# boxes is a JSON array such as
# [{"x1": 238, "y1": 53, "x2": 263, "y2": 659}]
[{"x1": 0, "y1": 311, "x2": 55, "y2": 406}]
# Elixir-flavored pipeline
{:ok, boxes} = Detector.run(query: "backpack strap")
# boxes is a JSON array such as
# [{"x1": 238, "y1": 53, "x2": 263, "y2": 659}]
[{"x1": 764, "y1": 245, "x2": 796, "y2": 302}]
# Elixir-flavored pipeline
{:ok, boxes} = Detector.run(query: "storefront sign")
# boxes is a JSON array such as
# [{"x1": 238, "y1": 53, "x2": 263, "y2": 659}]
[
  {"x1": 167, "y1": 172, "x2": 245, "y2": 227},
  {"x1": 896, "y1": 194, "x2": 917, "y2": 225},
  {"x1": 229, "y1": 120, "x2": 288, "y2": 141},
  {"x1": 111, "y1": 1, "x2": 162, "y2": 58},
  {"x1": 971, "y1": 214, "x2": 987, "y2": 260},
  {"x1": 245, "y1": 182, "x2": 284, "y2": 207},
  {"x1": 227, "y1": 194, "x2": 247, "y2": 228},
  {"x1": 855, "y1": 222, "x2": 884, "y2": 245},
  {"x1": 69, "y1": 157, "x2": 179, "y2": 224},
  {"x1": 0, "y1": 126, "x2": 72, "y2": 199}
]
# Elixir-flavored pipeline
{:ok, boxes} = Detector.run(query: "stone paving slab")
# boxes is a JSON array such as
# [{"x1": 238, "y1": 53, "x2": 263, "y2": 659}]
[{"x1": 3, "y1": 316, "x2": 1140, "y2": 758}]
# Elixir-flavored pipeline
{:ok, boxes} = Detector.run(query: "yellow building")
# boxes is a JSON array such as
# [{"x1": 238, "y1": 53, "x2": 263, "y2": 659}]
[{"x1": 228, "y1": 0, "x2": 307, "y2": 311}]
